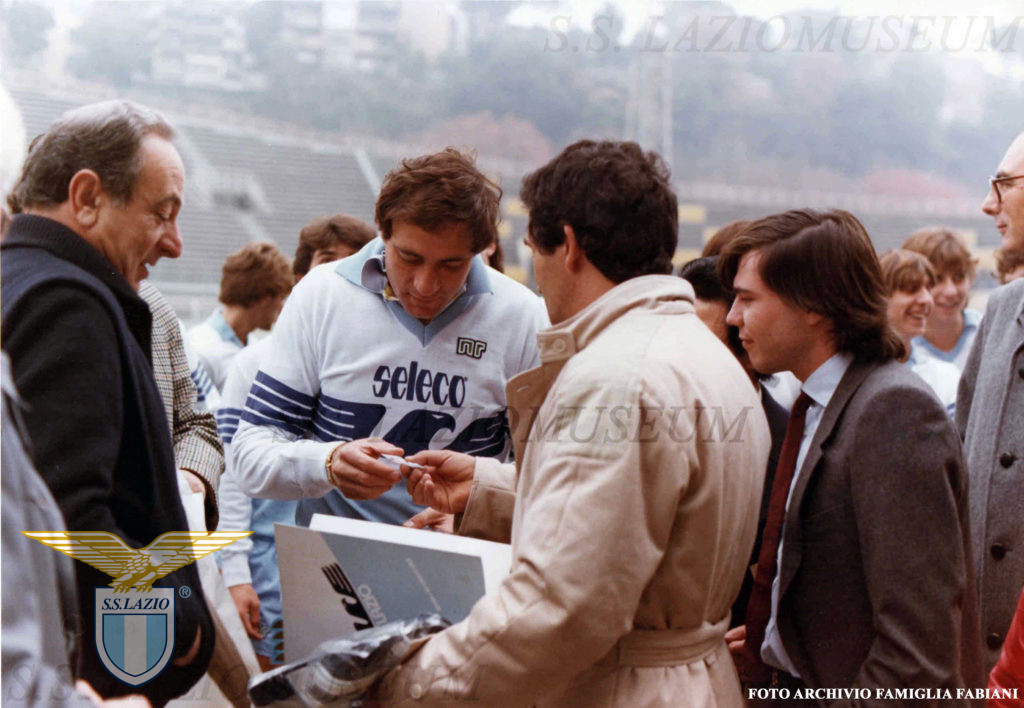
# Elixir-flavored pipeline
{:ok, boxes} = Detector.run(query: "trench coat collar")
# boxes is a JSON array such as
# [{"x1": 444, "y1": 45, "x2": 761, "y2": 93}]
[
  {"x1": 505, "y1": 275, "x2": 695, "y2": 469},
  {"x1": 535, "y1": 275, "x2": 696, "y2": 364}
]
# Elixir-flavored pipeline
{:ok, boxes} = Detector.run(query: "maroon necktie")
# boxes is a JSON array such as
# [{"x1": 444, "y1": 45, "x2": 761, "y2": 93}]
[{"x1": 742, "y1": 391, "x2": 813, "y2": 675}]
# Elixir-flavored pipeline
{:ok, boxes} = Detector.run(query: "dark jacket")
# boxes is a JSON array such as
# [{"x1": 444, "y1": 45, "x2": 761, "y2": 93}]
[
  {"x1": 731, "y1": 385, "x2": 789, "y2": 628},
  {"x1": 777, "y1": 359, "x2": 984, "y2": 706},
  {"x1": 1, "y1": 214, "x2": 214, "y2": 704}
]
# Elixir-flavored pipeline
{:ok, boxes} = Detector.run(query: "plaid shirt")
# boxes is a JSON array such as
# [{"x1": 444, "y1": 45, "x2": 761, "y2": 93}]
[{"x1": 140, "y1": 281, "x2": 223, "y2": 530}]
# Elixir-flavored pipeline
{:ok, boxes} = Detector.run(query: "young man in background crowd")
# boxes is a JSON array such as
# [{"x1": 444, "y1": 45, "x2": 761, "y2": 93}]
[{"x1": 189, "y1": 241, "x2": 293, "y2": 392}]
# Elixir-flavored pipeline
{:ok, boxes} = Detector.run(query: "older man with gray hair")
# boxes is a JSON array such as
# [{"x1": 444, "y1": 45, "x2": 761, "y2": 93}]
[
  {"x1": 2, "y1": 100, "x2": 214, "y2": 704},
  {"x1": 960, "y1": 130, "x2": 1024, "y2": 673}
]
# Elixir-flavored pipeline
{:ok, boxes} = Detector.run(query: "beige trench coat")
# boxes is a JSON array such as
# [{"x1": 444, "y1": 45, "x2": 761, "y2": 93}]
[{"x1": 381, "y1": 276, "x2": 770, "y2": 707}]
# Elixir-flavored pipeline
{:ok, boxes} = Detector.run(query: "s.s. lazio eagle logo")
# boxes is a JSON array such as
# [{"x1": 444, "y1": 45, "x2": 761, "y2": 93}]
[{"x1": 23, "y1": 531, "x2": 249, "y2": 686}]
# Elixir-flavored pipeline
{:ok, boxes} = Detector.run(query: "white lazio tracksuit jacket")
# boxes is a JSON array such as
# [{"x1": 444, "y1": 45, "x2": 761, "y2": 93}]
[
  {"x1": 188, "y1": 308, "x2": 244, "y2": 394},
  {"x1": 230, "y1": 238, "x2": 548, "y2": 526}
]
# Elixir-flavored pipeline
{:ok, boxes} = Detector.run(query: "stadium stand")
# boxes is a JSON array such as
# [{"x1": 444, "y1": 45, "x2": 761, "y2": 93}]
[{"x1": 4, "y1": 76, "x2": 999, "y2": 317}]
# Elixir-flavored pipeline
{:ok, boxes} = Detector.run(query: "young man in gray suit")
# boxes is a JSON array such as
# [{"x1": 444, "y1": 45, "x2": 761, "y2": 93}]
[
  {"x1": 961, "y1": 130, "x2": 1024, "y2": 672},
  {"x1": 720, "y1": 209, "x2": 984, "y2": 703}
]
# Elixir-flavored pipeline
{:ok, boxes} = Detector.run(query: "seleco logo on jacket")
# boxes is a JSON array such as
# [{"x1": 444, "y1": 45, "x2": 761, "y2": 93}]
[
  {"x1": 24, "y1": 531, "x2": 249, "y2": 686},
  {"x1": 372, "y1": 361, "x2": 467, "y2": 408}
]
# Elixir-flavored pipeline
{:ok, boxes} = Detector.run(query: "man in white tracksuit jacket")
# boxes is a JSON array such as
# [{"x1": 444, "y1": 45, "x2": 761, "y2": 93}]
[{"x1": 230, "y1": 149, "x2": 547, "y2": 529}]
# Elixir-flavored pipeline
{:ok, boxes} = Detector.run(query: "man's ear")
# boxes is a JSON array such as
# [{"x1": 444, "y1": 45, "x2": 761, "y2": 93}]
[
  {"x1": 805, "y1": 310, "x2": 830, "y2": 330},
  {"x1": 67, "y1": 169, "x2": 104, "y2": 228},
  {"x1": 562, "y1": 224, "x2": 585, "y2": 272}
]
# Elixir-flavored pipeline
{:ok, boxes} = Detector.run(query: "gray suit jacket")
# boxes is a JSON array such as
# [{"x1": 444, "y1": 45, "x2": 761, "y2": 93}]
[
  {"x1": 777, "y1": 359, "x2": 984, "y2": 706},
  {"x1": 957, "y1": 278, "x2": 1024, "y2": 671}
]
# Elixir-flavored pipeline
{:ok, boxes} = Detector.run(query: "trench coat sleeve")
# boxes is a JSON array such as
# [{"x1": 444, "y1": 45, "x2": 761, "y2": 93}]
[
  {"x1": 378, "y1": 364, "x2": 686, "y2": 707},
  {"x1": 838, "y1": 385, "x2": 971, "y2": 704},
  {"x1": 455, "y1": 458, "x2": 515, "y2": 543}
]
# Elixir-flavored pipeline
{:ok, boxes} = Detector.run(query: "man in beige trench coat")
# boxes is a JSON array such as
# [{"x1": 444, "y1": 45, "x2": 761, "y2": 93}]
[{"x1": 371, "y1": 140, "x2": 771, "y2": 707}]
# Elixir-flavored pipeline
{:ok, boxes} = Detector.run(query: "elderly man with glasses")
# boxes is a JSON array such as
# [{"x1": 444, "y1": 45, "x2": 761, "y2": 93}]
[
  {"x1": 957, "y1": 130, "x2": 1024, "y2": 675},
  {"x1": 984, "y1": 132, "x2": 1024, "y2": 255}
]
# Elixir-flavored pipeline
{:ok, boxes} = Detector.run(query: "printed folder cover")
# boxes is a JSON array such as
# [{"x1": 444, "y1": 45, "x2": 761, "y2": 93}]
[{"x1": 276, "y1": 514, "x2": 511, "y2": 662}]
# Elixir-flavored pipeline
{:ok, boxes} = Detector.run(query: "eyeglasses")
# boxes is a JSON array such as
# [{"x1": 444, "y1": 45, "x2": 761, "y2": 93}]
[{"x1": 989, "y1": 174, "x2": 1024, "y2": 205}]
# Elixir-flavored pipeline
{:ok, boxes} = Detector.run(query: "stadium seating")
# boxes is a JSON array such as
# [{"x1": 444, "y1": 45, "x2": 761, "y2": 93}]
[
  {"x1": 5, "y1": 80, "x2": 999, "y2": 316},
  {"x1": 7, "y1": 85, "x2": 384, "y2": 319}
]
